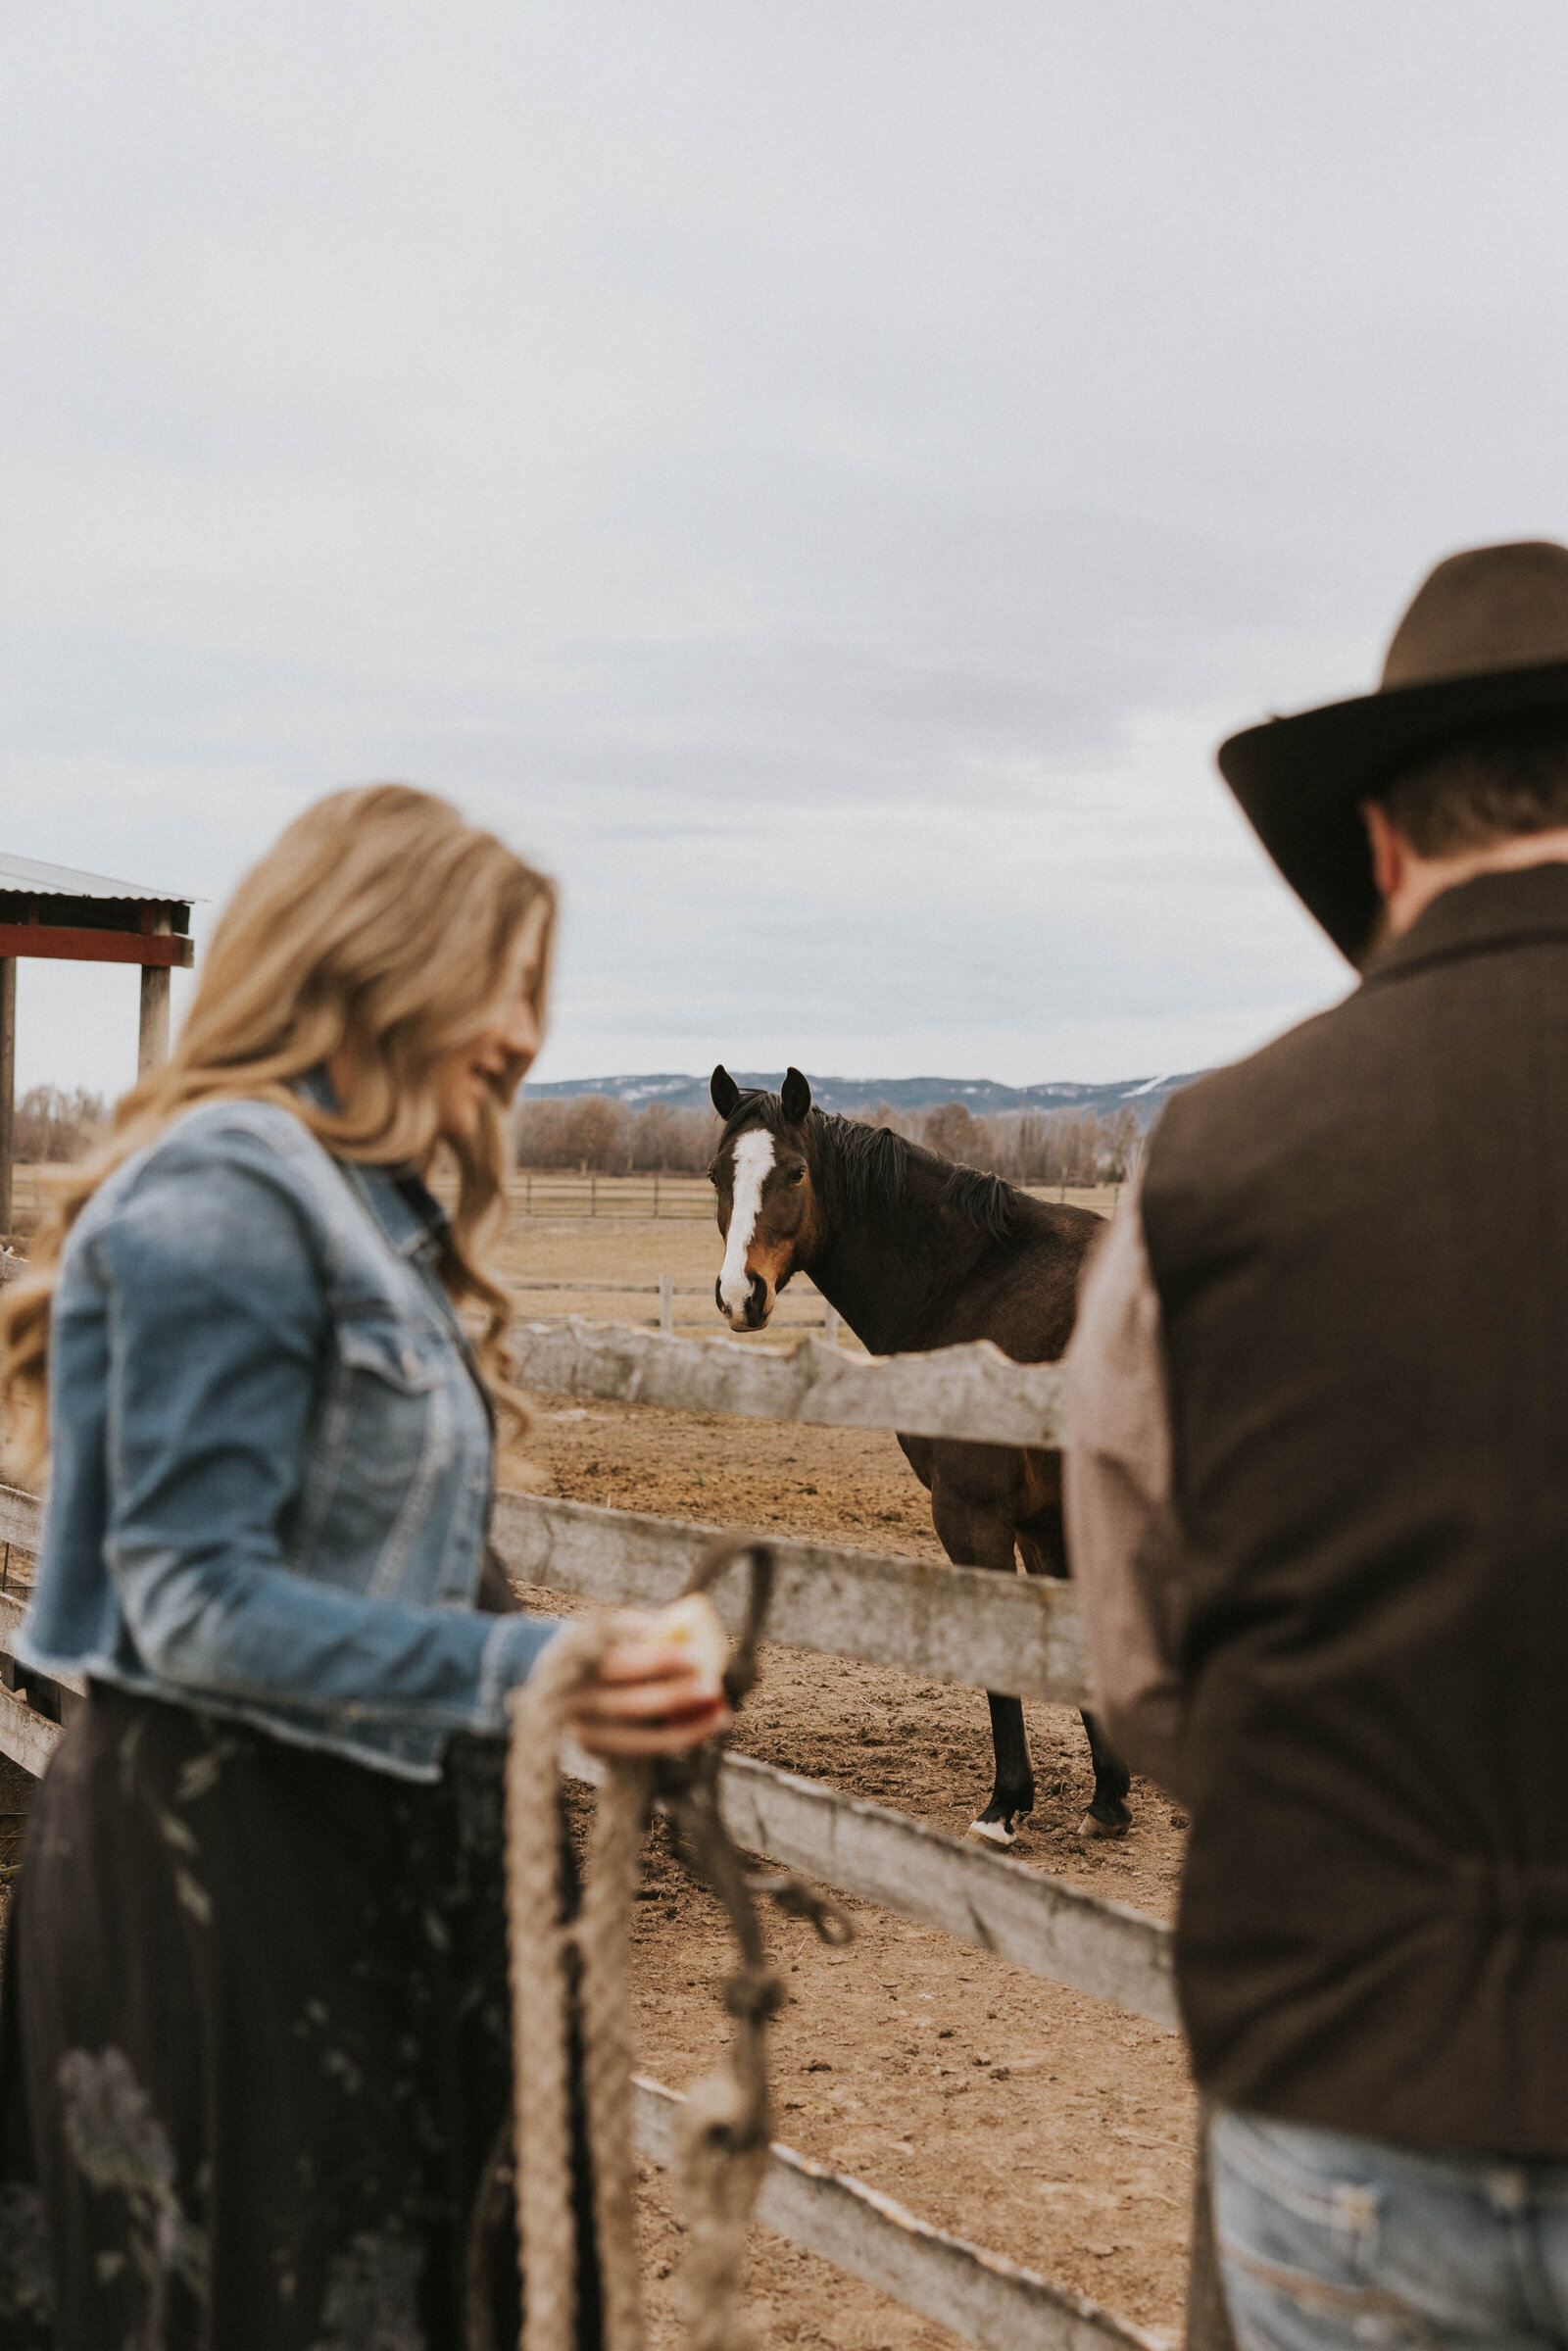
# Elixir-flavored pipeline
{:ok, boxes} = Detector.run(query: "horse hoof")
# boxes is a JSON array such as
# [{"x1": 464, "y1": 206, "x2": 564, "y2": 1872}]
[
  {"x1": 968, "y1": 1817, "x2": 1016, "y2": 1846},
  {"x1": 1077, "y1": 1809, "x2": 1131, "y2": 1840}
]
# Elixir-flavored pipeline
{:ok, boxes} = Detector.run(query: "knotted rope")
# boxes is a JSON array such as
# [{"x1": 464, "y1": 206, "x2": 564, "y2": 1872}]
[{"x1": 504, "y1": 1540, "x2": 849, "y2": 2351}]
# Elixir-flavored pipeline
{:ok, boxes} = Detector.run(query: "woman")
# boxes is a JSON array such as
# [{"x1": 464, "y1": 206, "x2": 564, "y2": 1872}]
[{"x1": 0, "y1": 786, "x2": 725, "y2": 2350}]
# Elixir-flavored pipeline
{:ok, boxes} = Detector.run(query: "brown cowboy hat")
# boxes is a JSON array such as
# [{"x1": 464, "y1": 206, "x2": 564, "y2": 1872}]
[{"x1": 1217, "y1": 539, "x2": 1568, "y2": 963}]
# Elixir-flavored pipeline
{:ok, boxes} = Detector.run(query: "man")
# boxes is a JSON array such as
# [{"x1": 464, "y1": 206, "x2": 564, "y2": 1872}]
[{"x1": 1065, "y1": 540, "x2": 1568, "y2": 2351}]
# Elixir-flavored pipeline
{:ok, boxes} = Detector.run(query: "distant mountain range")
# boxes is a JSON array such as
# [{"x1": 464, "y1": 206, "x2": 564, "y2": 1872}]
[{"x1": 523, "y1": 1070, "x2": 1207, "y2": 1120}]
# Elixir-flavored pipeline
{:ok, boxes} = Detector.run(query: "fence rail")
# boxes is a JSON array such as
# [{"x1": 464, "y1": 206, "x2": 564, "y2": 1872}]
[
  {"x1": 489, "y1": 1490, "x2": 1090, "y2": 1703},
  {"x1": 512, "y1": 1317, "x2": 1068, "y2": 1446},
  {"x1": 632, "y1": 2078, "x2": 1168, "y2": 2351}
]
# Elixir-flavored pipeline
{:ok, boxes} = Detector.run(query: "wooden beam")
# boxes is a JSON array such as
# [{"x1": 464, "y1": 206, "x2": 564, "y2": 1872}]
[
  {"x1": 491, "y1": 1490, "x2": 1091, "y2": 1704},
  {"x1": 512, "y1": 1319, "x2": 1069, "y2": 1446},
  {"x1": 0, "y1": 1683, "x2": 60, "y2": 1777},
  {"x1": 0, "y1": 1496, "x2": 1172, "y2": 2024},
  {"x1": 0, "y1": 924, "x2": 193, "y2": 968},
  {"x1": 631, "y1": 2079, "x2": 1167, "y2": 2351},
  {"x1": 0, "y1": 955, "x2": 14, "y2": 1235},
  {"x1": 0, "y1": 1484, "x2": 37, "y2": 1549},
  {"x1": 712, "y1": 1753, "x2": 1178, "y2": 2028},
  {"x1": 559, "y1": 1727, "x2": 1176, "y2": 2027}
]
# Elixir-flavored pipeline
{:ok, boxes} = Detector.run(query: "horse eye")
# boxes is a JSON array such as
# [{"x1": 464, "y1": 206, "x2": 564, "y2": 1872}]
[{"x1": 788, "y1": 1166, "x2": 806, "y2": 1185}]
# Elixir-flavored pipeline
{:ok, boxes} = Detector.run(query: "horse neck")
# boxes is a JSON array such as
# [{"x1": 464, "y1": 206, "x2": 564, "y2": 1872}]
[{"x1": 802, "y1": 1151, "x2": 988, "y2": 1356}]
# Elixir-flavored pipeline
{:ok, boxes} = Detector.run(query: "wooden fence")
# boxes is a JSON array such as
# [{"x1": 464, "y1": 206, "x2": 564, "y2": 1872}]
[
  {"x1": 510, "y1": 1276, "x2": 844, "y2": 1344},
  {"x1": 0, "y1": 1319, "x2": 1214, "y2": 2351},
  {"x1": 505, "y1": 1174, "x2": 1123, "y2": 1224}
]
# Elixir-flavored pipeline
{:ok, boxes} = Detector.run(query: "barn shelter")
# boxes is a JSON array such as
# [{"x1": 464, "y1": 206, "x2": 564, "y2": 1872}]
[{"x1": 0, "y1": 852, "x2": 196, "y2": 1239}]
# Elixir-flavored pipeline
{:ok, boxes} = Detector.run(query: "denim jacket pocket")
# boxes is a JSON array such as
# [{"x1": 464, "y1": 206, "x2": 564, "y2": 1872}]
[{"x1": 327, "y1": 1319, "x2": 445, "y2": 1493}]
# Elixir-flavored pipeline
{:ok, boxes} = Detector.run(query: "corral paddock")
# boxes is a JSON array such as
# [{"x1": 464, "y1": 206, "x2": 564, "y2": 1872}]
[
  {"x1": 0, "y1": 1193, "x2": 1190, "y2": 2349},
  {"x1": 500, "y1": 1213, "x2": 1194, "y2": 2350}
]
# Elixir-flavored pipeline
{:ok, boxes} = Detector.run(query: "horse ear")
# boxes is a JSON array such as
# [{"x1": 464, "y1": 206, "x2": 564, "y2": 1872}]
[
  {"x1": 781, "y1": 1066, "x2": 812, "y2": 1123},
  {"x1": 710, "y1": 1065, "x2": 741, "y2": 1118}
]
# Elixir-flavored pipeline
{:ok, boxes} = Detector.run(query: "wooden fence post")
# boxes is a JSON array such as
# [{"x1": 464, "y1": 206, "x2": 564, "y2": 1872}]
[
  {"x1": 824, "y1": 1302, "x2": 841, "y2": 1347},
  {"x1": 659, "y1": 1273, "x2": 673, "y2": 1336}
]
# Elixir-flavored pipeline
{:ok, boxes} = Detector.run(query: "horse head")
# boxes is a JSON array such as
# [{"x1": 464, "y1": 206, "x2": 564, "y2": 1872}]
[{"x1": 709, "y1": 1064, "x2": 819, "y2": 1331}]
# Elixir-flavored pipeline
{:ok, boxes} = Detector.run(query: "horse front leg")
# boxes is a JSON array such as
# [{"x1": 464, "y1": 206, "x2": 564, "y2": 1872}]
[
  {"x1": 927, "y1": 1468, "x2": 1034, "y2": 1846},
  {"x1": 1079, "y1": 1708, "x2": 1132, "y2": 1840},
  {"x1": 1018, "y1": 1502, "x2": 1134, "y2": 1840}
]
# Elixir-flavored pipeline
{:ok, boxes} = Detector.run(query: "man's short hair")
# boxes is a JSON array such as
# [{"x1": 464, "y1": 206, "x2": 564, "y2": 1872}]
[{"x1": 1375, "y1": 709, "x2": 1568, "y2": 857}]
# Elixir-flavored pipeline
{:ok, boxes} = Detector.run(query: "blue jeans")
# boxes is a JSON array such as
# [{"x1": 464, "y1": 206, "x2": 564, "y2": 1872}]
[{"x1": 1211, "y1": 2109, "x2": 1568, "y2": 2351}]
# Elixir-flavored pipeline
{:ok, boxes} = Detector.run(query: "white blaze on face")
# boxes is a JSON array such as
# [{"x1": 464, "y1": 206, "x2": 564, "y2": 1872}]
[{"x1": 718, "y1": 1129, "x2": 776, "y2": 1320}]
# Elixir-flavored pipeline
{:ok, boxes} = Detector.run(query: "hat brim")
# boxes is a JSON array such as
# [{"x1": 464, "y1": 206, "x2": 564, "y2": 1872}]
[{"x1": 1217, "y1": 657, "x2": 1568, "y2": 963}]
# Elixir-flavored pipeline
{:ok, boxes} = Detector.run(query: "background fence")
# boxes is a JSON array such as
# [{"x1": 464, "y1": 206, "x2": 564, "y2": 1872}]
[
  {"x1": 509, "y1": 1274, "x2": 844, "y2": 1341},
  {"x1": 4, "y1": 1166, "x2": 1122, "y2": 1239},
  {"x1": 0, "y1": 1317, "x2": 1216, "y2": 2351},
  {"x1": 504, "y1": 1173, "x2": 1122, "y2": 1223}
]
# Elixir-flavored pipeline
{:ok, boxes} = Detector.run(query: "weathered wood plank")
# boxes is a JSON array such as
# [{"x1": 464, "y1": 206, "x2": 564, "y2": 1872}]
[
  {"x1": 712, "y1": 1753, "x2": 1177, "y2": 2029},
  {"x1": 631, "y1": 2078, "x2": 1167, "y2": 2351},
  {"x1": 511, "y1": 1319, "x2": 1068, "y2": 1446},
  {"x1": 491, "y1": 1491, "x2": 1090, "y2": 1705},
  {"x1": 560, "y1": 1735, "x2": 1174, "y2": 2027},
  {"x1": 0, "y1": 1683, "x2": 61, "y2": 1777},
  {"x1": 0, "y1": 1481, "x2": 39, "y2": 1555},
  {"x1": 0, "y1": 1588, "x2": 84, "y2": 1698}
]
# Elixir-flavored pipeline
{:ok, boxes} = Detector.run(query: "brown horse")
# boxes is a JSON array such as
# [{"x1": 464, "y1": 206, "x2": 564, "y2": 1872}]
[{"x1": 709, "y1": 1064, "x2": 1132, "y2": 1844}]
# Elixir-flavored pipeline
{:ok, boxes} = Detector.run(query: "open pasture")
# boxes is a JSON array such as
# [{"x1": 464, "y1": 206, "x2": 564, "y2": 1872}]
[{"x1": 491, "y1": 1186, "x2": 1118, "y2": 1344}]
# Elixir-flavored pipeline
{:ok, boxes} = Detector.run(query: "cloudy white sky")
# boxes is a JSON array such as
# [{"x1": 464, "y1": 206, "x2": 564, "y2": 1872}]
[{"x1": 4, "y1": 3, "x2": 1567, "y2": 1099}]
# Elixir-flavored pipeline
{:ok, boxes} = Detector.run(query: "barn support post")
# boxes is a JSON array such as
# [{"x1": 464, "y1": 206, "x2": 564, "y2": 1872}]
[
  {"x1": 137, "y1": 911, "x2": 172, "y2": 1076},
  {"x1": 659, "y1": 1273, "x2": 673, "y2": 1335},
  {"x1": 0, "y1": 955, "x2": 15, "y2": 1238}
]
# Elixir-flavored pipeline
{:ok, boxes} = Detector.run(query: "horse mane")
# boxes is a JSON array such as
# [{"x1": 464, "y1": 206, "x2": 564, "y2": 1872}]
[{"x1": 715, "y1": 1093, "x2": 1018, "y2": 1241}]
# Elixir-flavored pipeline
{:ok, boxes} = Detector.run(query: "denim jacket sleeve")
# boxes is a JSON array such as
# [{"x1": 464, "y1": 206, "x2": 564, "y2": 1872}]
[{"x1": 82, "y1": 1137, "x2": 555, "y2": 1736}]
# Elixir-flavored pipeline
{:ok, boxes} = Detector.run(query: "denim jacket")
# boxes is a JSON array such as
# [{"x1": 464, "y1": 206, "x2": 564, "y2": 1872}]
[{"x1": 19, "y1": 1085, "x2": 558, "y2": 1778}]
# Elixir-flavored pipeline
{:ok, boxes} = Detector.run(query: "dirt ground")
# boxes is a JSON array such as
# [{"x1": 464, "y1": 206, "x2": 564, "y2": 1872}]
[
  {"x1": 0, "y1": 1200, "x2": 1193, "y2": 2348},
  {"x1": 507, "y1": 1212, "x2": 1194, "y2": 2349}
]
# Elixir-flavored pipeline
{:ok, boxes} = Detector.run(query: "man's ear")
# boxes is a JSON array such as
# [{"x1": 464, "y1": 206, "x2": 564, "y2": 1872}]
[
  {"x1": 1361, "y1": 800, "x2": 1406, "y2": 904},
  {"x1": 780, "y1": 1066, "x2": 812, "y2": 1123},
  {"x1": 710, "y1": 1065, "x2": 741, "y2": 1117}
]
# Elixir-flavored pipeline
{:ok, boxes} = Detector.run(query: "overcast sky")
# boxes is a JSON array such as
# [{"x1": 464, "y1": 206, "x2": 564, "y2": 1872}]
[{"x1": 4, "y1": 3, "x2": 1567, "y2": 1100}]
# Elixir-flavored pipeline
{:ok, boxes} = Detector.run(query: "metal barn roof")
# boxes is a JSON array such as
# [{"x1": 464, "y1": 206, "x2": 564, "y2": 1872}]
[{"x1": 0, "y1": 852, "x2": 200, "y2": 903}]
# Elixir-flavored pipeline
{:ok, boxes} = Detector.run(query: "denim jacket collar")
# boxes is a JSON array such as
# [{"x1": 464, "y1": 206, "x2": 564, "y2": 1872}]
[{"x1": 293, "y1": 1067, "x2": 451, "y2": 1269}]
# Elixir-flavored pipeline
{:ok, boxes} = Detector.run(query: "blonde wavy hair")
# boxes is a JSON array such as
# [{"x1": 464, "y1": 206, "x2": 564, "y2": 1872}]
[{"x1": 1, "y1": 784, "x2": 556, "y2": 1465}]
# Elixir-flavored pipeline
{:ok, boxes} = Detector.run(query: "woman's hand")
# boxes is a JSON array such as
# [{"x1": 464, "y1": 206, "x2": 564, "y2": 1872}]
[{"x1": 565, "y1": 1611, "x2": 733, "y2": 1759}]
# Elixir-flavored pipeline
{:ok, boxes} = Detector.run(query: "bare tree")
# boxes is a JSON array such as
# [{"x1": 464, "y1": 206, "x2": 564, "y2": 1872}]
[
  {"x1": 14, "y1": 1085, "x2": 107, "y2": 1163},
  {"x1": 920, "y1": 1102, "x2": 981, "y2": 1163}
]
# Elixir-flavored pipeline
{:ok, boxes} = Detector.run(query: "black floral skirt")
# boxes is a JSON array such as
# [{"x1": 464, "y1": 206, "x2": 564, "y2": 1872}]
[{"x1": 0, "y1": 1684, "x2": 602, "y2": 2351}]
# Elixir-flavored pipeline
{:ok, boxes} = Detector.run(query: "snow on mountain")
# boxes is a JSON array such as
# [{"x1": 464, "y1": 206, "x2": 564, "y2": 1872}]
[{"x1": 522, "y1": 1070, "x2": 1206, "y2": 1120}]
